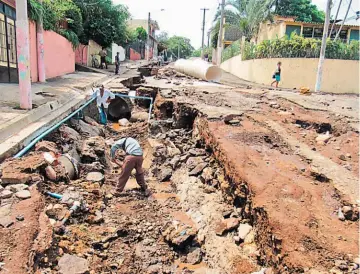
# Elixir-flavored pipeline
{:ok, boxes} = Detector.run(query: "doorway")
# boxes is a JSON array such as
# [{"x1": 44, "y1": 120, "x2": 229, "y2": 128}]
[{"x1": 0, "y1": 2, "x2": 17, "y2": 83}]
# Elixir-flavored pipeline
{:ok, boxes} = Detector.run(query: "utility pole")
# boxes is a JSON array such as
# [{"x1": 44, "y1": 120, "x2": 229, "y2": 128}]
[
  {"x1": 329, "y1": 0, "x2": 342, "y2": 37},
  {"x1": 315, "y1": 0, "x2": 332, "y2": 92},
  {"x1": 16, "y1": 0, "x2": 32, "y2": 109},
  {"x1": 200, "y1": 8, "x2": 209, "y2": 58},
  {"x1": 217, "y1": 0, "x2": 225, "y2": 65},
  {"x1": 207, "y1": 31, "x2": 210, "y2": 47},
  {"x1": 147, "y1": 12, "x2": 151, "y2": 61},
  {"x1": 334, "y1": 0, "x2": 352, "y2": 41},
  {"x1": 37, "y1": 0, "x2": 45, "y2": 82}
]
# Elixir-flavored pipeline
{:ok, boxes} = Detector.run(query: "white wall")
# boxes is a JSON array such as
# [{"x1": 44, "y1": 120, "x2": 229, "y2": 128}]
[{"x1": 111, "y1": 43, "x2": 126, "y2": 62}]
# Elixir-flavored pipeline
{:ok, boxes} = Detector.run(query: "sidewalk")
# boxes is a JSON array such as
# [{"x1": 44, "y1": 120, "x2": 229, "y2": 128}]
[{"x1": 0, "y1": 60, "x2": 146, "y2": 161}]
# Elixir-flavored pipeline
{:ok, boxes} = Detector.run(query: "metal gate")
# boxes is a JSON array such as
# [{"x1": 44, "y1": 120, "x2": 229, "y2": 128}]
[{"x1": 0, "y1": 2, "x2": 17, "y2": 83}]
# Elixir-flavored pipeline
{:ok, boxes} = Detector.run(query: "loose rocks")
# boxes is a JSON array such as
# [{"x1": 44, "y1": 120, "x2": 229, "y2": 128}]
[
  {"x1": 215, "y1": 218, "x2": 240, "y2": 235},
  {"x1": 58, "y1": 254, "x2": 89, "y2": 274},
  {"x1": 15, "y1": 190, "x2": 31, "y2": 199},
  {"x1": 86, "y1": 172, "x2": 104, "y2": 183},
  {"x1": 0, "y1": 189, "x2": 13, "y2": 199}
]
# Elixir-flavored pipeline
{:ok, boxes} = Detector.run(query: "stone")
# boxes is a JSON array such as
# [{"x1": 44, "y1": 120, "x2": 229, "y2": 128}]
[
  {"x1": 215, "y1": 218, "x2": 240, "y2": 235},
  {"x1": 269, "y1": 102, "x2": 280, "y2": 109},
  {"x1": 186, "y1": 248, "x2": 202, "y2": 264},
  {"x1": 70, "y1": 119, "x2": 102, "y2": 137},
  {"x1": 346, "y1": 153, "x2": 352, "y2": 158},
  {"x1": 228, "y1": 119, "x2": 241, "y2": 125},
  {"x1": 0, "y1": 190, "x2": 13, "y2": 199},
  {"x1": 86, "y1": 172, "x2": 104, "y2": 183},
  {"x1": 338, "y1": 208, "x2": 345, "y2": 221},
  {"x1": 46, "y1": 204, "x2": 67, "y2": 220},
  {"x1": 315, "y1": 133, "x2": 331, "y2": 144},
  {"x1": 188, "y1": 148, "x2": 206, "y2": 156},
  {"x1": 186, "y1": 157, "x2": 204, "y2": 170},
  {"x1": 189, "y1": 163, "x2": 208, "y2": 176},
  {"x1": 158, "y1": 167, "x2": 172, "y2": 182},
  {"x1": 5, "y1": 184, "x2": 29, "y2": 193},
  {"x1": 35, "y1": 141, "x2": 59, "y2": 154},
  {"x1": 339, "y1": 154, "x2": 346, "y2": 161},
  {"x1": 15, "y1": 190, "x2": 31, "y2": 199},
  {"x1": 118, "y1": 118, "x2": 129, "y2": 126},
  {"x1": 200, "y1": 167, "x2": 214, "y2": 183},
  {"x1": 45, "y1": 166, "x2": 57, "y2": 181},
  {"x1": 130, "y1": 112, "x2": 149, "y2": 122},
  {"x1": 169, "y1": 155, "x2": 181, "y2": 169},
  {"x1": 238, "y1": 223, "x2": 253, "y2": 240},
  {"x1": 16, "y1": 215, "x2": 24, "y2": 221},
  {"x1": 0, "y1": 216, "x2": 14, "y2": 228},
  {"x1": 58, "y1": 254, "x2": 89, "y2": 274},
  {"x1": 59, "y1": 125, "x2": 81, "y2": 142},
  {"x1": 84, "y1": 116, "x2": 99, "y2": 126}
]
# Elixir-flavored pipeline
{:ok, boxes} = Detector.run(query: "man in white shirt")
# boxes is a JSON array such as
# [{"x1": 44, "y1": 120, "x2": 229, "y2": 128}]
[{"x1": 91, "y1": 85, "x2": 115, "y2": 125}]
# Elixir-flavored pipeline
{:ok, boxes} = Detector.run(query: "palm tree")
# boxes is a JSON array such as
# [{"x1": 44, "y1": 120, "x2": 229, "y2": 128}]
[{"x1": 213, "y1": 0, "x2": 274, "y2": 41}]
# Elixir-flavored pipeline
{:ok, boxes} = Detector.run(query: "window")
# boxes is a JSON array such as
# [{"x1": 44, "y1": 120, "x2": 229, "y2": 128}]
[
  {"x1": 285, "y1": 25, "x2": 301, "y2": 37},
  {"x1": 313, "y1": 28, "x2": 323, "y2": 39},
  {"x1": 4, "y1": 5, "x2": 15, "y2": 19},
  {"x1": 303, "y1": 27, "x2": 313, "y2": 38}
]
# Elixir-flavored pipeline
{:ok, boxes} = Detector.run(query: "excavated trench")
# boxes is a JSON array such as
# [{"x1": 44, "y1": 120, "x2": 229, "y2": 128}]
[{"x1": 1, "y1": 72, "x2": 358, "y2": 274}]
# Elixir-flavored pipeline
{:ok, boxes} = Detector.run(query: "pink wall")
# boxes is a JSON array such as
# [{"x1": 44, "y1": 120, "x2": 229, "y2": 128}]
[
  {"x1": 130, "y1": 48, "x2": 141, "y2": 60},
  {"x1": 43, "y1": 31, "x2": 75, "y2": 79},
  {"x1": 29, "y1": 22, "x2": 38, "y2": 82},
  {"x1": 75, "y1": 44, "x2": 88, "y2": 65},
  {"x1": 29, "y1": 21, "x2": 75, "y2": 82}
]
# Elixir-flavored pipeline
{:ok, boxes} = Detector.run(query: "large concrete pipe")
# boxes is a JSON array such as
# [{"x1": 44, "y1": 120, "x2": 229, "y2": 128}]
[
  {"x1": 108, "y1": 97, "x2": 132, "y2": 121},
  {"x1": 174, "y1": 59, "x2": 222, "y2": 81}
]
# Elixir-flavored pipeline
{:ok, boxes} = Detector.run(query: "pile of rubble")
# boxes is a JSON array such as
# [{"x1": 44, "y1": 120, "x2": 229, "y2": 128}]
[{"x1": 155, "y1": 67, "x2": 197, "y2": 85}]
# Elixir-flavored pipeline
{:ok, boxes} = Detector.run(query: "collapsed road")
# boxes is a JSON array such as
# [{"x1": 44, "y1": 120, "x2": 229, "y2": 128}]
[{"x1": 0, "y1": 63, "x2": 358, "y2": 274}]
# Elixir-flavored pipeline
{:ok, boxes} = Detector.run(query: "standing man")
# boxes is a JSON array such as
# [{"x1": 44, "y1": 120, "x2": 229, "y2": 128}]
[
  {"x1": 115, "y1": 52, "x2": 120, "y2": 75},
  {"x1": 99, "y1": 47, "x2": 108, "y2": 69},
  {"x1": 110, "y1": 137, "x2": 151, "y2": 196},
  {"x1": 92, "y1": 85, "x2": 115, "y2": 125}
]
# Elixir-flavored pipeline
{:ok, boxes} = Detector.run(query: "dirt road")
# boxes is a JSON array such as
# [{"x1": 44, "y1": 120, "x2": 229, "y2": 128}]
[{"x1": 0, "y1": 65, "x2": 358, "y2": 274}]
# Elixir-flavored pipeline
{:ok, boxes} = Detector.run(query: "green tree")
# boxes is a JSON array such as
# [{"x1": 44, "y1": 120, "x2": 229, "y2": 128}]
[
  {"x1": 156, "y1": 31, "x2": 169, "y2": 43},
  {"x1": 164, "y1": 36, "x2": 194, "y2": 58},
  {"x1": 192, "y1": 47, "x2": 212, "y2": 59},
  {"x1": 135, "y1": 27, "x2": 147, "y2": 41},
  {"x1": 73, "y1": 0, "x2": 131, "y2": 47},
  {"x1": 213, "y1": 0, "x2": 273, "y2": 41},
  {"x1": 274, "y1": 0, "x2": 325, "y2": 22}
]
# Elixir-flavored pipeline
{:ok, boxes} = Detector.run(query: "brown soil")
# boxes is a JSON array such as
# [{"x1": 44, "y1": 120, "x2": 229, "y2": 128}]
[{"x1": 196, "y1": 117, "x2": 358, "y2": 272}]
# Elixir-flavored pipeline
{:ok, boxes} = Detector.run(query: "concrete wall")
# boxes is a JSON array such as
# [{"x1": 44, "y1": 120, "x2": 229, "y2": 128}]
[
  {"x1": 29, "y1": 21, "x2": 75, "y2": 81},
  {"x1": 257, "y1": 22, "x2": 285, "y2": 43},
  {"x1": 87, "y1": 40, "x2": 102, "y2": 66},
  {"x1": 111, "y1": 43, "x2": 125, "y2": 62},
  {"x1": 75, "y1": 44, "x2": 88, "y2": 66},
  {"x1": 130, "y1": 48, "x2": 141, "y2": 60},
  {"x1": 221, "y1": 55, "x2": 359, "y2": 94}
]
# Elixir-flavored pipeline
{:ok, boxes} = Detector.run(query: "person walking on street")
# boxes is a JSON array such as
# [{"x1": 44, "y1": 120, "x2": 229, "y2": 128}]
[
  {"x1": 110, "y1": 137, "x2": 151, "y2": 196},
  {"x1": 99, "y1": 47, "x2": 108, "y2": 69},
  {"x1": 92, "y1": 85, "x2": 115, "y2": 125},
  {"x1": 115, "y1": 52, "x2": 120, "y2": 75},
  {"x1": 271, "y1": 62, "x2": 282, "y2": 88}
]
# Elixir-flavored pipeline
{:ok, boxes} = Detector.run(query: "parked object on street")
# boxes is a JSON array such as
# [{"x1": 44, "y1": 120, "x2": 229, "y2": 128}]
[{"x1": 174, "y1": 59, "x2": 222, "y2": 81}]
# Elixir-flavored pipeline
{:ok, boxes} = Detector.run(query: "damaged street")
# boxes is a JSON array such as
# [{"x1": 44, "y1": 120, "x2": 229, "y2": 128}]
[{"x1": 0, "y1": 63, "x2": 359, "y2": 274}]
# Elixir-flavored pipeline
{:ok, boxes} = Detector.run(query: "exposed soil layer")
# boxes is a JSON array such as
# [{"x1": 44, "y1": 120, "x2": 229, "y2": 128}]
[{"x1": 195, "y1": 116, "x2": 358, "y2": 272}]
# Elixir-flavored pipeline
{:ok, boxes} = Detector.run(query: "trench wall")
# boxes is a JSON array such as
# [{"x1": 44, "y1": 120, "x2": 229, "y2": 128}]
[{"x1": 220, "y1": 55, "x2": 359, "y2": 94}]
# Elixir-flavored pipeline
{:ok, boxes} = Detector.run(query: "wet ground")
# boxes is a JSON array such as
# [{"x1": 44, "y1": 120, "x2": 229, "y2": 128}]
[{"x1": 0, "y1": 65, "x2": 359, "y2": 274}]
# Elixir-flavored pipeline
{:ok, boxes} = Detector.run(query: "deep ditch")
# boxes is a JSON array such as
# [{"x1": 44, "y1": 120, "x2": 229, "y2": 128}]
[{"x1": 0, "y1": 69, "x2": 358, "y2": 274}]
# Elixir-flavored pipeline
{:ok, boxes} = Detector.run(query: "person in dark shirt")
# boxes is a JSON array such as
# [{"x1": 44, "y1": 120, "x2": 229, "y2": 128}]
[
  {"x1": 115, "y1": 52, "x2": 120, "y2": 75},
  {"x1": 271, "y1": 61, "x2": 282, "y2": 88}
]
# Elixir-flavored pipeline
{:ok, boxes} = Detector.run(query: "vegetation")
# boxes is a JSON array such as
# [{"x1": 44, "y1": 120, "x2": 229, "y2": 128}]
[
  {"x1": 192, "y1": 47, "x2": 213, "y2": 60},
  {"x1": 135, "y1": 27, "x2": 147, "y2": 41},
  {"x1": 221, "y1": 40, "x2": 241, "y2": 62},
  {"x1": 213, "y1": 0, "x2": 273, "y2": 41},
  {"x1": 221, "y1": 34, "x2": 360, "y2": 62},
  {"x1": 274, "y1": 0, "x2": 325, "y2": 22},
  {"x1": 154, "y1": 32, "x2": 194, "y2": 59},
  {"x1": 28, "y1": 0, "x2": 131, "y2": 48}
]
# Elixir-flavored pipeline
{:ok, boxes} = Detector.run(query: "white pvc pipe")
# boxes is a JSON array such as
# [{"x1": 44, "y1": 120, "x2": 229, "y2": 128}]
[{"x1": 174, "y1": 59, "x2": 222, "y2": 82}]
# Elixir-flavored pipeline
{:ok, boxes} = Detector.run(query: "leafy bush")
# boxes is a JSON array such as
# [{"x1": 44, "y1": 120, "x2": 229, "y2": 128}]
[
  {"x1": 242, "y1": 34, "x2": 359, "y2": 61},
  {"x1": 222, "y1": 40, "x2": 241, "y2": 62}
]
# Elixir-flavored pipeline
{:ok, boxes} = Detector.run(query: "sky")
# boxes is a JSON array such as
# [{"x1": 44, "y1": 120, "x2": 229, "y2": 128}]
[{"x1": 115, "y1": 0, "x2": 359, "y2": 49}]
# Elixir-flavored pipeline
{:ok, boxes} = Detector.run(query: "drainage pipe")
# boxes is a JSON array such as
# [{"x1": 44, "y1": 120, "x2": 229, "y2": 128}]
[
  {"x1": 114, "y1": 94, "x2": 153, "y2": 122},
  {"x1": 174, "y1": 59, "x2": 222, "y2": 81},
  {"x1": 14, "y1": 97, "x2": 96, "y2": 158}
]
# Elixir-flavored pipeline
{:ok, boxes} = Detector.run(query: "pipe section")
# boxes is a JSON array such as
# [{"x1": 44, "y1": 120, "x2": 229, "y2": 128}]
[{"x1": 174, "y1": 59, "x2": 222, "y2": 81}]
